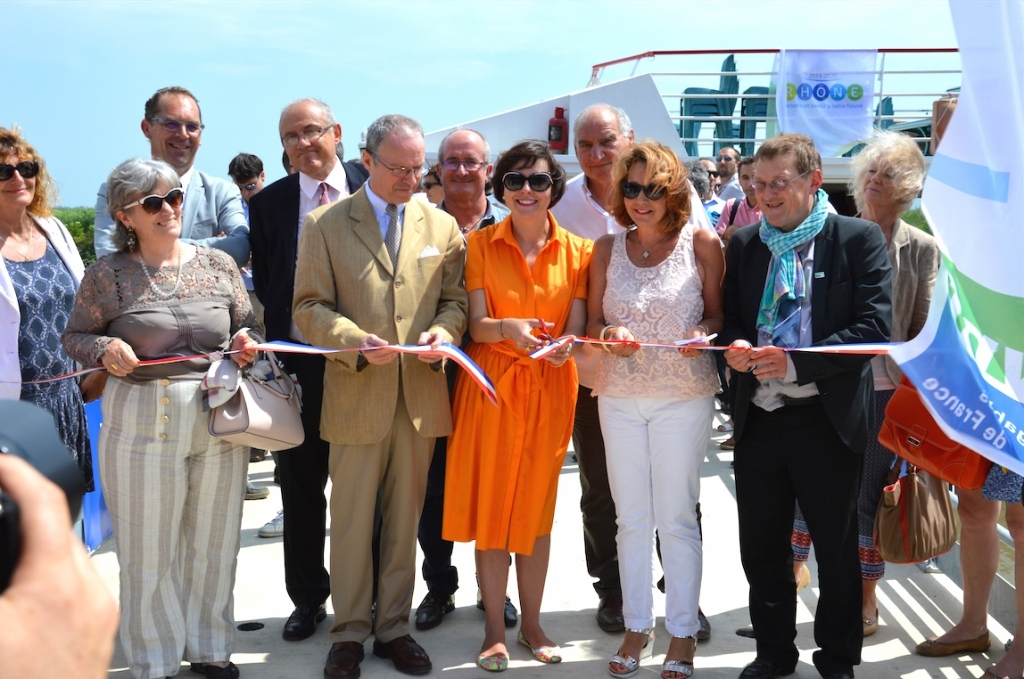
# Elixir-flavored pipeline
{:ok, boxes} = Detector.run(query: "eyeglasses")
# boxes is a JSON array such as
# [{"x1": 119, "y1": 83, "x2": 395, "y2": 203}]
[
  {"x1": 149, "y1": 117, "x2": 204, "y2": 135},
  {"x1": 752, "y1": 171, "x2": 811, "y2": 192},
  {"x1": 707, "y1": 170, "x2": 720, "y2": 178},
  {"x1": 0, "y1": 161, "x2": 39, "y2": 181},
  {"x1": 422, "y1": 182, "x2": 441, "y2": 190},
  {"x1": 242, "y1": 182, "x2": 258, "y2": 192},
  {"x1": 502, "y1": 172, "x2": 553, "y2": 193},
  {"x1": 716, "y1": 155, "x2": 737, "y2": 163},
  {"x1": 373, "y1": 156, "x2": 426, "y2": 178},
  {"x1": 281, "y1": 126, "x2": 331, "y2": 148},
  {"x1": 620, "y1": 181, "x2": 666, "y2": 201},
  {"x1": 441, "y1": 159, "x2": 485, "y2": 172},
  {"x1": 124, "y1": 188, "x2": 185, "y2": 214}
]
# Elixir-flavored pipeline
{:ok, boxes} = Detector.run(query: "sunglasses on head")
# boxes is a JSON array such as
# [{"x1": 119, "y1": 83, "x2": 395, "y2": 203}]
[
  {"x1": 125, "y1": 188, "x2": 185, "y2": 215},
  {"x1": 0, "y1": 161, "x2": 40, "y2": 182},
  {"x1": 620, "y1": 181, "x2": 666, "y2": 201},
  {"x1": 502, "y1": 172, "x2": 553, "y2": 193}
]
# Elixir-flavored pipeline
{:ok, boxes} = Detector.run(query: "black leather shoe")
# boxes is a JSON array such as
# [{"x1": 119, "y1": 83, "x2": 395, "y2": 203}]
[
  {"x1": 283, "y1": 603, "x2": 327, "y2": 641},
  {"x1": 189, "y1": 663, "x2": 239, "y2": 679},
  {"x1": 596, "y1": 594, "x2": 625, "y2": 633},
  {"x1": 738, "y1": 658, "x2": 797, "y2": 678},
  {"x1": 415, "y1": 590, "x2": 455, "y2": 630},
  {"x1": 475, "y1": 590, "x2": 518, "y2": 628},
  {"x1": 697, "y1": 607, "x2": 712, "y2": 641},
  {"x1": 821, "y1": 674, "x2": 854, "y2": 679}
]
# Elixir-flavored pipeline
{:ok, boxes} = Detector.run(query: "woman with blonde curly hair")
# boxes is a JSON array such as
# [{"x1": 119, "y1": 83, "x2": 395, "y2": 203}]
[
  {"x1": 0, "y1": 126, "x2": 97, "y2": 489},
  {"x1": 588, "y1": 141, "x2": 724, "y2": 679}
]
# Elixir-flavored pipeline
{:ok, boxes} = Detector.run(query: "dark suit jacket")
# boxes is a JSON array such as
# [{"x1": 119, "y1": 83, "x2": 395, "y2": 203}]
[
  {"x1": 718, "y1": 213, "x2": 893, "y2": 454},
  {"x1": 249, "y1": 161, "x2": 369, "y2": 341}
]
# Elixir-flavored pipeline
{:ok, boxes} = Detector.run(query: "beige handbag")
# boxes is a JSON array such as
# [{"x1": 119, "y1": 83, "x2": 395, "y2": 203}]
[
  {"x1": 873, "y1": 462, "x2": 956, "y2": 564},
  {"x1": 207, "y1": 350, "x2": 304, "y2": 451}
]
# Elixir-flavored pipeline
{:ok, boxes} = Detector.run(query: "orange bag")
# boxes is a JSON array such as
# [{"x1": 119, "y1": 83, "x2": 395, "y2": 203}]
[{"x1": 878, "y1": 377, "x2": 992, "y2": 490}]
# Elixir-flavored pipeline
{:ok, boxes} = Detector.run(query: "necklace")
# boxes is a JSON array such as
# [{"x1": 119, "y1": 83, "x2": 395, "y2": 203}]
[
  {"x1": 0, "y1": 220, "x2": 40, "y2": 262},
  {"x1": 631, "y1": 227, "x2": 676, "y2": 266},
  {"x1": 137, "y1": 245, "x2": 184, "y2": 298}
]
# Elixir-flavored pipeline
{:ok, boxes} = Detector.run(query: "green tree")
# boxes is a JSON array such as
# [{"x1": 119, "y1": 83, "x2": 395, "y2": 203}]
[{"x1": 53, "y1": 207, "x2": 95, "y2": 266}]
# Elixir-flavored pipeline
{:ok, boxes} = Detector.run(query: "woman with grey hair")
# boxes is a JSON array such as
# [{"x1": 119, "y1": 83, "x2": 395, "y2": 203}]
[
  {"x1": 63, "y1": 158, "x2": 259, "y2": 679},
  {"x1": 790, "y1": 129, "x2": 939, "y2": 638}
]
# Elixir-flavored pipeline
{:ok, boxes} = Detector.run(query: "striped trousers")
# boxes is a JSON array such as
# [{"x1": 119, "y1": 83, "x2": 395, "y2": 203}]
[{"x1": 100, "y1": 376, "x2": 246, "y2": 679}]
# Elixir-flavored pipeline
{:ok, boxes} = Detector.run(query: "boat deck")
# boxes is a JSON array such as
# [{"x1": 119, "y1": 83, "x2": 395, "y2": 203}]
[{"x1": 90, "y1": 408, "x2": 1004, "y2": 679}]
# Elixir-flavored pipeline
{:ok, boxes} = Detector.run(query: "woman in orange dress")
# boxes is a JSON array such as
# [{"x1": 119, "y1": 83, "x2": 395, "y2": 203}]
[{"x1": 444, "y1": 140, "x2": 591, "y2": 672}]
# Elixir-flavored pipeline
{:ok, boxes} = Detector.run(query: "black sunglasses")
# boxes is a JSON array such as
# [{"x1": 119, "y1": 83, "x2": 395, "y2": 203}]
[
  {"x1": 423, "y1": 181, "x2": 441, "y2": 190},
  {"x1": 620, "y1": 181, "x2": 666, "y2": 201},
  {"x1": 242, "y1": 182, "x2": 258, "y2": 192},
  {"x1": 0, "y1": 161, "x2": 40, "y2": 182},
  {"x1": 502, "y1": 172, "x2": 552, "y2": 193},
  {"x1": 125, "y1": 188, "x2": 185, "y2": 215}
]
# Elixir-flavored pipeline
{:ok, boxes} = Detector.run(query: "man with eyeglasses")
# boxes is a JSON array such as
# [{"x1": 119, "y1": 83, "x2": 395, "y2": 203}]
[
  {"x1": 227, "y1": 152, "x2": 265, "y2": 222},
  {"x1": 293, "y1": 114, "x2": 466, "y2": 679},
  {"x1": 716, "y1": 146, "x2": 746, "y2": 202},
  {"x1": 719, "y1": 133, "x2": 891, "y2": 679},
  {"x1": 93, "y1": 86, "x2": 249, "y2": 266},
  {"x1": 411, "y1": 128, "x2": 512, "y2": 633},
  {"x1": 247, "y1": 98, "x2": 369, "y2": 643}
]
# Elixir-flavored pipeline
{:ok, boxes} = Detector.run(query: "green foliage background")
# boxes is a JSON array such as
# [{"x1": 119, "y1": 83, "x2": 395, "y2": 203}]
[{"x1": 53, "y1": 207, "x2": 96, "y2": 266}]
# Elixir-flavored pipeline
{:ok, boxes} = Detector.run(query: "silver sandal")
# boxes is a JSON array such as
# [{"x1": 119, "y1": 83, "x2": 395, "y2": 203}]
[
  {"x1": 609, "y1": 628, "x2": 655, "y2": 678},
  {"x1": 661, "y1": 635, "x2": 696, "y2": 679}
]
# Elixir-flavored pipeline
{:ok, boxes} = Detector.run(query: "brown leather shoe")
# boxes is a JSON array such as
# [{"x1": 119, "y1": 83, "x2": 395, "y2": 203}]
[
  {"x1": 372, "y1": 635, "x2": 432, "y2": 675},
  {"x1": 324, "y1": 641, "x2": 364, "y2": 679},
  {"x1": 915, "y1": 630, "x2": 990, "y2": 657},
  {"x1": 597, "y1": 594, "x2": 625, "y2": 633}
]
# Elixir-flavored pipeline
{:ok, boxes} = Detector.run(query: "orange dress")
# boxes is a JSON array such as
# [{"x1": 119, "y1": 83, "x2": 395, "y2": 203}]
[{"x1": 443, "y1": 214, "x2": 592, "y2": 555}]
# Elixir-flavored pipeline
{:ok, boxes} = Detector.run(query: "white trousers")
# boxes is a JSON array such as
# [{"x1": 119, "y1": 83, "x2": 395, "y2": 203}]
[
  {"x1": 100, "y1": 377, "x2": 247, "y2": 679},
  {"x1": 599, "y1": 394, "x2": 714, "y2": 638}
]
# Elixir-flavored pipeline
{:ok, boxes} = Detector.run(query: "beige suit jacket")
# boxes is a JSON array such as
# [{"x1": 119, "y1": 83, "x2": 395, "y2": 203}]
[
  {"x1": 293, "y1": 187, "x2": 468, "y2": 445},
  {"x1": 884, "y1": 218, "x2": 940, "y2": 384}
]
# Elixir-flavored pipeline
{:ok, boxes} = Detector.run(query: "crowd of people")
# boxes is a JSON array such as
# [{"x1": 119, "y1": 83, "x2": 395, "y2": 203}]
[{"x1": 1, "y1": 85, "x2": 1021, "y2": 679}]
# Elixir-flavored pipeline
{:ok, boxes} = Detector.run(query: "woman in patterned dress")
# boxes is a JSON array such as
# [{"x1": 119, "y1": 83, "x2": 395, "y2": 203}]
[
  {"x1": 0, "y1": 126, "x2": 96, "y2": 489},
  {"x1": 587, "y1": 141, "x2": 724, "y2": 679},
  {"x1": 63, "y1": 158, "x2": 258, "y2": 679}
]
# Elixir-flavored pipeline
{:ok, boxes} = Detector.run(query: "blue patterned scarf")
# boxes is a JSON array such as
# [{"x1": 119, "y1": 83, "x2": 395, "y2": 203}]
[{"x1": 756, "y1": 188, "x2": 829, "y2": 346}]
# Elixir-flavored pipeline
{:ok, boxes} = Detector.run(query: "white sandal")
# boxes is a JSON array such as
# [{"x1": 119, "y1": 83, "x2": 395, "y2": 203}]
[{"x1": 608, "y1": 628, "x2": 655, "y2": 678}]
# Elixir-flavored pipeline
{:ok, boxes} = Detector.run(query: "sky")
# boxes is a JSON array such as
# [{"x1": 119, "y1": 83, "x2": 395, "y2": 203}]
[{"x1": 5, "y1": 0, "x2": 960, "y2": 207}]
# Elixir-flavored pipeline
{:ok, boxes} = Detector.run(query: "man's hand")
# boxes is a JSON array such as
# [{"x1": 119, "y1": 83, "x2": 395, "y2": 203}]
[
  {"x1": 0, "y1": 455, "x2": 118, "y2": 679},
  {"x1": 416, "y1": 330, "x2": 451, "y2": 364},
  {"x1": 723, "y1": 339, "x2": 755, "y2": 371},
  {"x1": 360, "y1": 334, "x2": 399, "y2": 365},
  {"x1": 748, "y1": 346, "x2": 789, "y2": 381}
]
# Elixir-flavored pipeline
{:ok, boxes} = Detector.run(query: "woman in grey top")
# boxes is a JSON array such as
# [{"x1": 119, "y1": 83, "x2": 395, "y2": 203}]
[{"x1": 63, "y1": 158, "x2": 258, "y2": 679}]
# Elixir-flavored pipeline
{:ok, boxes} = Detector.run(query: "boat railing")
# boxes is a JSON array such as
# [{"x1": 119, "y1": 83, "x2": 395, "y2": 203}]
[{"x1": 589, "y1": 49, "x2": 961, "y2": 157}]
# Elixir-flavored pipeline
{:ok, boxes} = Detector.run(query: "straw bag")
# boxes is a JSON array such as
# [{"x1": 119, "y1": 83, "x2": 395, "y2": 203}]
[
  {"x1": 206, "y1": 350, "x2": 304, "y2": 451},
  {"x1": 878, "y1": 376, "x2": 992, "y2": 489},
  {"x1": 874, "y1": 462, "x2": 956, "y2": 564}
]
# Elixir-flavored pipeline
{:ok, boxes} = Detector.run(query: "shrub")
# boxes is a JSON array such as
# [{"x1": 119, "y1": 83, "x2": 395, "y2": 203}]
[
  {"x1": 902, "y1": 209, "x2": 932, "y2": 235},
  {"x1": 53, "y1": 207, "x2": 95, "y2": 266}
]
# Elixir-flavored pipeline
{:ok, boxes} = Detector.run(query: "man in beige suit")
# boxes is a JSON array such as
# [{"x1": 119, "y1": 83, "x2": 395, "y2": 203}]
[{"x1": 293, "y1": 114, "x2": 467, "y2": 678}]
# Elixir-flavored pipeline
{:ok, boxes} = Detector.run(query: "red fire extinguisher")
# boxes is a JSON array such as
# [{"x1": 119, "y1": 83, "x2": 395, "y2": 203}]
[{"x1": 548, "y1": 106, "x2": 568, "y2": 153}]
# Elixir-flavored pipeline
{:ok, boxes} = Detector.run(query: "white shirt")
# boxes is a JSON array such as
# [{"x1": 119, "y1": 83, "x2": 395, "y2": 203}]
[
  {"x1": 289, "y1": 161, "x2": 349, "y2": 343},
  {"x1": 718, "y1": 174, "x2": 745, "y2": 202},
  {"x1": 550, "y1": 174, "x2": 619, "y2": 241}
]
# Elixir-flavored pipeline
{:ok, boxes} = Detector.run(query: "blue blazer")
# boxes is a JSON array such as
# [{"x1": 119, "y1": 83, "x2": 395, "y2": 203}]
[{"x1": 93, "y1": 168, "x2": 250, "y2": 266}]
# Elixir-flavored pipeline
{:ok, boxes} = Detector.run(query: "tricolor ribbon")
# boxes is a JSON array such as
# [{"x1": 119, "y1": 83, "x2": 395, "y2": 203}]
[{"x1": 528, "y1": 335, "x2": 898, "y2": 359}]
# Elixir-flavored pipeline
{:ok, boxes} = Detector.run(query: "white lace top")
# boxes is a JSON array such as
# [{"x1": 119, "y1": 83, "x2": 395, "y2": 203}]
[{"x1": 594, "y1": 226, "x2": 720, "y2": 400}]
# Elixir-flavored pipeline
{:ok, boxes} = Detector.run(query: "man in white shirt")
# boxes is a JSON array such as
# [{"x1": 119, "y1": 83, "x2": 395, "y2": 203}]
[
  {"x1": 716, "y1": 146, "x2": 745, "y2": 201},
  {"x1": 249, "y1": 98, "x2": 370, "y2": 643}
]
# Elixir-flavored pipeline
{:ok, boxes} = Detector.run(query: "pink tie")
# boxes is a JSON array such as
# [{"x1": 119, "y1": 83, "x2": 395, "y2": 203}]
[{"x1": 318, "y1": 182, "x2": 331, "y2": 206}]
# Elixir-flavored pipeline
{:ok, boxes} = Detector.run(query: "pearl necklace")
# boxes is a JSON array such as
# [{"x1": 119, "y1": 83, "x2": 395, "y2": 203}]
[{"x1": 137, "y1": 246, "x2": 184, "y2": 298}]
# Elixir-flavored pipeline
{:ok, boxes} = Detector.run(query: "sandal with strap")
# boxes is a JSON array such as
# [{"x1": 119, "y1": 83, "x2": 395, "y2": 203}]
[
  {"x1": 662, "y1": 635, "x2": 696, "y2": 679},
  {"x1": 609, "y1": 628, "x2": 655, "y2": 678},
  {"x1": 517, "y1": 629, "x2": 562, "y2": 664}
]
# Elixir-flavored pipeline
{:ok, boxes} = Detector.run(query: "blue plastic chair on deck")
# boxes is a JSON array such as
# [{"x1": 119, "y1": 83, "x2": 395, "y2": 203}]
[
  {"x1": 876, "y1": 96, "x2": 894, "y2": 130},
  {"x1": 739, "y1": 86, "x2": 769, "y2": 155},
  {"x1": 680, "y1": 55, "x2": 738, "y2": 156}
]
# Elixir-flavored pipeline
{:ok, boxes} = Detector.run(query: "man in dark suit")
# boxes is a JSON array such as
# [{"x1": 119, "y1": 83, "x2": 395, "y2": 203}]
[
  {"x1": 719, "y1": 134, "x2": 892, "y2": 679},
  {"x1": 249, "y1": 98, "x2": 369, "y2": 642}
]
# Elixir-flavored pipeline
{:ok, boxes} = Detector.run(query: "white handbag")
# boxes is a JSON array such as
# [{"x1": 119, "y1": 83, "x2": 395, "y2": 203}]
[{"x1": 206, "y1": 350, "x2": 304, "y2": 451}]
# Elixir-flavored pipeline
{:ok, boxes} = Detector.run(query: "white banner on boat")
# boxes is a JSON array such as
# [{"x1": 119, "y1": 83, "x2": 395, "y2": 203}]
[
  {"x1": 889, "y1": 0, "x2": 1024, "y2": 474},
  {"x1": 774, "y1": 50, "x2": 877, "y2": 157}
]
